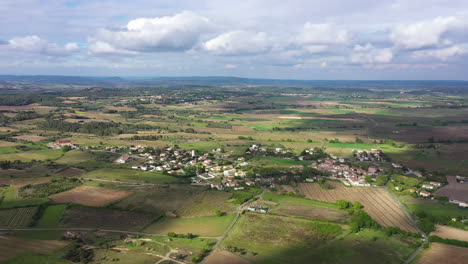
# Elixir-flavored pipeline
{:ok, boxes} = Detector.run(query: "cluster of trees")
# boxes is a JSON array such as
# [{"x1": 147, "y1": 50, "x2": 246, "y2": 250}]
[
  {"x1": 19, "y1": 178, "x2": 81, "y2": 199},
  {"x1": 64, "y1": 244, "x2": 94, "y2": 263},
  {"x1": 38, "y1": 117, "x2": 161, "y2": 136},
  {"x1": 206, "y1": 122, "x2": 232, "y2": 129},
  {"x1": 167, "y1": 232, "x2": 198, "y2": 239},
  {"x1": 336, "y1": 200, "x2": 380, "y2": 233},
  {"x1": 300, "y1": 147, "x2": 328, "y2": 160}
]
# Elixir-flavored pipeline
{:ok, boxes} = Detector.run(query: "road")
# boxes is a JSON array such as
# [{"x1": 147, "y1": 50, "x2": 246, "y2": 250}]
[
  {"x1": 384, "y1": 186, "x2": 428, "y2": 264},
  {"x1": 200, "y1": 189, "x2": 266, "y2": 264}
]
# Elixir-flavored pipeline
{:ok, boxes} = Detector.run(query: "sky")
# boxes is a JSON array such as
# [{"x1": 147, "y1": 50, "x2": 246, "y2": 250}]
[{"x1": 1, "y1": 0, "x2": 468, "y2": 80}]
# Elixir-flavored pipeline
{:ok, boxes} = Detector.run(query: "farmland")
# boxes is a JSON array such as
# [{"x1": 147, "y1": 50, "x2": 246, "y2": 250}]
[
  {"x1": 114, "y1": 184, "x2": 206, "y2": 214},
  {"x1": 82, "y1": 168, "x2": 182, "y2": 184},
  {"x1": 175, "y1": 191, "x2": 237, "y2": 217},
  {"x1": 0, "y1": 207, "x2": 37, "y2": 227},
  {"x1": 416, "y1": 243, "x2": 468, "y2": 264},
  {"x1": 0, "y1": 77, "x2": 467, "y2": 263},
  {"x1": 297, "y1": 182, "x2": 417, "y2": 232},
  {"x1": 0, "y1": 236, "x2": 68, "y2": 262},
  {"x1": 60, "y1": 206, "x2": 155, "y2": 231},
  {"x1": 144, "y1": 214, "x2": 236, "y2": 237},
  {"x1": 431, "y1": 225, "x2": 468, "y2": 242},
  {"x1": 51, "y1": 186, "x2": 131, "y2": 207}
]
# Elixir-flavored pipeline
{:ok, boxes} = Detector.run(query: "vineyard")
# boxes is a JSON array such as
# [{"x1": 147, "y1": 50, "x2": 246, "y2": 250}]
[
  {"x1": 175, "y1": 191, "x2": 237, "y2": 217},
  {"x1": 0, "y1": 207, "x2": 37, "y2": 227},
  {"x1": 0, "y1": 235, "x2": 68, "y2": 262},
  {"x1": 297, "y1": 182, "x2": 417, "y2": 232}
]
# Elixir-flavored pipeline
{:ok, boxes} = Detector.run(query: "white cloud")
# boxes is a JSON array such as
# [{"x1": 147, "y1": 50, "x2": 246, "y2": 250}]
[
  {"x1": 87, "y1": 41, "x2": 138, "y2": 56},
  {"x1": 412, "y1": 46, "x2": 465, "y2": 60},
  {"x1": 91, "y1": 11, "x2": 210, "y2": 54},
  {"x1": 296, "y1": 23, "x2": 349, "y2": 45},
  {"x1": 390, "y1": 16, "x2": 463, "y2": 49},
  {"x1": 7, "y1": 35, "x2": 79, "y2": 56},
  {"x1": 203, "y1": 31, "x2": 271, "y2": 55},
  {"x1": 351, "y1": 43, "x2": 393, "y2": 64}
]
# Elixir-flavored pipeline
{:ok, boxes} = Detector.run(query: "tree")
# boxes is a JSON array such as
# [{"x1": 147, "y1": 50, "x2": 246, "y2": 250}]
[
  {"x1": 336, "y1": 200, "x2": 352, "y2": 209},
  {"x1": 215, "y1": 209, "x2": 223, "y2": 217},
  {"x1": 375, "y1": 175, "x2": 388, "y2": 186}
]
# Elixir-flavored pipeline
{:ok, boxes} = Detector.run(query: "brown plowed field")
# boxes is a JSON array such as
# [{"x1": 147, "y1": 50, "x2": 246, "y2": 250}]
[
  {"x1": 416, "y1": 243, "x2": 468, "y2": 264},
  {"x1": 51, "y1": 186, "x2": 131, "y2": 207},
  {"x1": 431, "y1": 225, "x2": 468, "y2": 242},
  {"x1": 297, "y1": 182, "x2": 417, "y2": 232}
]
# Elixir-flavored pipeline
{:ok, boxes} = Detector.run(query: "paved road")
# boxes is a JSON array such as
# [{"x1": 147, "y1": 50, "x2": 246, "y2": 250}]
[
  {"x1": 384, "y1": 186, "x2": 428, "y2": 264},
  {"x1": 200, "y1": 189, "x2": 266, "y2": 264}
]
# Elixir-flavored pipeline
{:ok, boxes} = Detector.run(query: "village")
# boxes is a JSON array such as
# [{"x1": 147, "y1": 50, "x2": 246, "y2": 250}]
[{"x1": 45, "y1": 140, "x2": 464, "y2": 208}]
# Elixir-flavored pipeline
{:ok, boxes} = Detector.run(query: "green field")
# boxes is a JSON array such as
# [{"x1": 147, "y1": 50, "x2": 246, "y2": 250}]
[
  {"x1": 0, "y1": 149, "x2": 63, "y2": 162},
  {"x1": 82, "y1": 168, "x2": 182, "y2": 184},
  {"x1": 144, "y1": 214, "x2": 236, "y2": 237},
  {"x1": 3, "y1": 253, "x2": 70, "y2": 264},
  {"x1": 406, "y1": 203, "x2": 468, "y2": 219},
  {"x1": 221, "y1": 213, "x2": 418, "y2": 264}
]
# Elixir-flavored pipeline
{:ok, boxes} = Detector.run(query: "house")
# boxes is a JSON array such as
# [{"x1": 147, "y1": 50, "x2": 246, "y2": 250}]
[
  {"x1": 48, "y1": 140, "x2": 76, "y2": 149},
  {"x1": 211, "y1": 183, "x2": 224, "y2": 190},
  {"x1": 368, "y1": 166, "x2": 378, "y2": 175},
  {"x1": 305, "y1": 178, "x2": 315, "y2": 182},
  {"x1": 430, "y1": 181, "x2": 442, "y2": 187},
  {"x1": 223, "y1": 169, "x2": 237, "y2": 177},
  {"x1": 422, "y1": 184, "x2": 434, "y2": 190},
  {"x1": 245, "y1": 180, "x2": 255, "y2": 186},
  {"x1": 419, "y1": 191, "x2": 431, "y2": 197},
  {"x1": 115, "y1": 155, "x2": 130, "y2": 164},
  {"x1": 198, "y1": 173, "x2": 215, "y2": 180}
]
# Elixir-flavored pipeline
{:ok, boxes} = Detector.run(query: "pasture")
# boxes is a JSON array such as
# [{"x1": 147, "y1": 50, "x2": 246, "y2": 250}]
[
  {"x1": 416, "y1": 243, "x2": 468, "y2": 264},
  {"x1": 0, "y1": 149, "x2": 62, "y2": 162},
  {"x1": 263, "y1": 192, "x2": 347, "y2": 223},
  {"x1": 144, "y1": 214, "x2": 236, "y2": 237},
  {"x1": 51, "y1": 186, "x2": 131, "y2": 207},
  {"x1": 175, "y1": 191, "x2": 237, "y2": 217},
  {"x1": 297, "y1": 182, "x2": 417, "y2": 232}
]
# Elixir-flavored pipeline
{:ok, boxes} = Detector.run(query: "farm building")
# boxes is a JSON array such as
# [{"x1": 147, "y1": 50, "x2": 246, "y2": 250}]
[
  {"x1": 48, "y1": 140, "x2": 78, "y2": 149},
  {"x1": 115, "y1": 155, "x2": 130, "y2": 164}
]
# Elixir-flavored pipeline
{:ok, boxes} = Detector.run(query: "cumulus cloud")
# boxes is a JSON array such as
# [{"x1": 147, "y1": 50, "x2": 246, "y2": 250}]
[
  {"x1": 89, "y1": 11, "x2": 210, "y2": 54},
  {"x1": 350, "y1": 43, "x2": 393, "y2": 64},
  {"x1": 87, "y1": 41, "x2": 138, "y2": 56},
  {"x1": 7, "y1": 35, "x2": 79, "y2": 56},
  {"x1": 412, "y1": 45, "x2": 465, "y2": 60},
  {"x1": 390, "y1": 16, "x2": 463, "y2": 49},
  {"x1": 296, "y1": 23, "x2": 349, "y2": 45},
  {"x1": 203, "y1": 31, "x2": 271, "y2": 55}
]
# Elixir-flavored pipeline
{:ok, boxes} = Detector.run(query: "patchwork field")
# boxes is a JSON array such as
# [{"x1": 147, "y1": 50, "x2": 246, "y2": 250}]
[
  {"x1": 431, "y1": 225, "x2": 468, "y2": 242},
  {"x1": 0, "y1": 236, "x2": 68, "y2": 262},
  {"x1": 51, "y1": 186, "x2": 131, "y2": 207},
  {"x1": 12, "y1": 135, "x2": 47, "y2": 142},
  {"x1": 144, "y1": 214, "x2": 236, "y2": 237},
  {"x1": 416, "y1": 243, "x2": 468, "y2": 264},
  {"x1": 297, "y1": 182, "x2": 417, "y2": 232},
  {"x1": 175, "y1": 191, "x2": 237, "y2": 217}
]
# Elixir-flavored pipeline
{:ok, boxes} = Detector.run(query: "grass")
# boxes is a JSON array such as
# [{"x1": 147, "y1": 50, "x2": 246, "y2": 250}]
[
  {"x1": 0, "y1": 149, "x2": 63, "y2": 162},
  {"x1": 82, "y1": 168, "x2": 182, "y2": 184},
  {"x1": 251, "y1": 157, "x2": 310, "y2": 166},
  {"x1": 263, "y1": 192, "x2": 340, "y2": 209},
  {"x1": 406, "y1": 203, "x2": 468, "y2": 219},
  {"x1": 0, "y1": 188, "x2": 49, "y2": 209},
  {"x1": 144, "y1": 214, "x2": 236, "y2": 237},
  {"x1": 15, "y1": 205, "x2": 66, "y2": 240},
  {"x1": 2, "y1": 253, "x2": 70, "y2": 264}
]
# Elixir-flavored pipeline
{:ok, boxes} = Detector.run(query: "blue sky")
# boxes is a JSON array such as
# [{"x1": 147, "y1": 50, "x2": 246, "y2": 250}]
[{"x1": 1, "y1": 0, "x2": 468, "y2": 79}]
